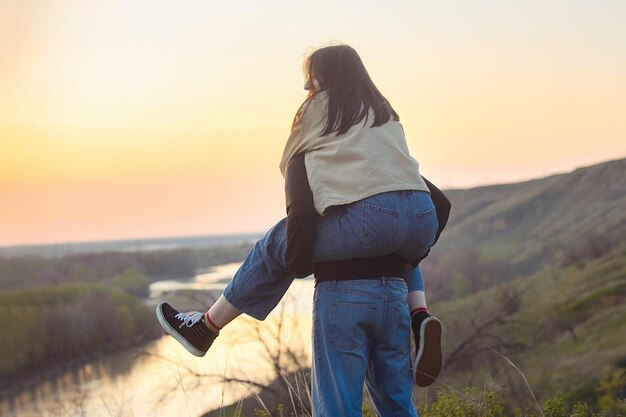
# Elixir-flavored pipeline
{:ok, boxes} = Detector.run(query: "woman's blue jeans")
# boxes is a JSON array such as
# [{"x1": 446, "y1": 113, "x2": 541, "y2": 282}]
[
  {"x1": 223, "y1": 189, "x2": 438, "y2": 320},
  {"x1": 312, "y1": 278, "x2": 418, "y2": 417}
]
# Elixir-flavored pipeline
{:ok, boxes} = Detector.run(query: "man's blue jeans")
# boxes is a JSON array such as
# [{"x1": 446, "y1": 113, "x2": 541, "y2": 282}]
[
  {"x1": 312, "y1": 278, "x2": 418, "y2": 417},
  {"x1": 223, "y1": 189, "x2": 438, "y2": 320}
]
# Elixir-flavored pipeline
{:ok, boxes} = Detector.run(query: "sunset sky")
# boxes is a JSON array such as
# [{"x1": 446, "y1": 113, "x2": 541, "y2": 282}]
[{"x1": 1, "y1": 0, "x2": 625, "y2": 246}]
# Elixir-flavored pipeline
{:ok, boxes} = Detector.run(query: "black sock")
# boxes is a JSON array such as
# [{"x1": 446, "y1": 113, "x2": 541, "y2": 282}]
[
  {"x1": 411, "y1": 310, "x2": 431, "y2": 354},
  {"x1": 411, "y1": 310, "x2": 430, "y2": 326}
]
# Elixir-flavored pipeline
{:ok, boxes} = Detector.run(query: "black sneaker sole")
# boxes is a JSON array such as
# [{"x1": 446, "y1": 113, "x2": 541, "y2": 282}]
[
  {"x1": 413, "y1": 316, "x2": 442, "y2": 387},
  {"x1": 156, "y1": 303, "x2": 206, "y2": 357}
]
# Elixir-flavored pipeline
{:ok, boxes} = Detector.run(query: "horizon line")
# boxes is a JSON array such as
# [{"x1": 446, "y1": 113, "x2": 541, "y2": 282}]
[{"x1": 2, "y1": 155, "x2": 624, "y2": 249}]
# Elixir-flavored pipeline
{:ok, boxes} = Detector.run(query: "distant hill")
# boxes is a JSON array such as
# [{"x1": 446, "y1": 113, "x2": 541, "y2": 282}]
[{"x1": 425, "y1": 158, "x2": 626, "y2": 292}]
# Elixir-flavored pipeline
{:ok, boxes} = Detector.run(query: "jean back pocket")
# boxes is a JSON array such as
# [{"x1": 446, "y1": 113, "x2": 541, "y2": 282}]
[
  {"x1": 361, "y1": 202, "x2": 400, "y2": 248},
  {"x1": 329, "y1": 301, "x2": 377, "y2": 352}
]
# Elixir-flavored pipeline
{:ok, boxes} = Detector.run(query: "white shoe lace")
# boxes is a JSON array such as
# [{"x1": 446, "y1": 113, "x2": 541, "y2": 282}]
[{"x1": 174, "y1": 311, "x2": 203, "y2": 328}]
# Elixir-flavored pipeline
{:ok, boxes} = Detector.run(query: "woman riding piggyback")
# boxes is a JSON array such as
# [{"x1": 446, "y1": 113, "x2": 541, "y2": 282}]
[{"x1": 156, "y1": 45, "x2": 443, "y2": 410}]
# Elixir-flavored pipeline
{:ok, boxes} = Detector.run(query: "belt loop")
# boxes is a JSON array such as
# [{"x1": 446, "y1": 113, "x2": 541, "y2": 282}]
[{"x1": 381, "y1": 276, "x2": 387, "y2": 285}]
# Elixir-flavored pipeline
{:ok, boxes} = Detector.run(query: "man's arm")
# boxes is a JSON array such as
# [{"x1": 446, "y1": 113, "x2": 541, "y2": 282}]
[{"x1": 409, "y1": 176, "x2": 452, "y2": 267}]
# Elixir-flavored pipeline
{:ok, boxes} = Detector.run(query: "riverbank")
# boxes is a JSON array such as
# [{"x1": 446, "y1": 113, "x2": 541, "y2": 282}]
[{"x1": 0, "y1": 333, "x2": 161, "y2": 400}]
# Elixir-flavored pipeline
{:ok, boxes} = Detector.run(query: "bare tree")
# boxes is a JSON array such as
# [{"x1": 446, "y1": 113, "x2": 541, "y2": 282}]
[{"x1": 444, "y1": 285, "x2": 530, "y2": 371}]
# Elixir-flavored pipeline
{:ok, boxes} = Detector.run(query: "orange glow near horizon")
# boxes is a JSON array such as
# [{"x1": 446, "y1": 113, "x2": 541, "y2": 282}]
[{"x1": 1, "y1": 1, "x2": 626, "y2": 246}]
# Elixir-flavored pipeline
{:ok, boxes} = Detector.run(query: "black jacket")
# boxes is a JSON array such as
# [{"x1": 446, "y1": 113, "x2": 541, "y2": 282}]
[{"x1": 284, "y1": 153, "x2": 451, "y2": 280}]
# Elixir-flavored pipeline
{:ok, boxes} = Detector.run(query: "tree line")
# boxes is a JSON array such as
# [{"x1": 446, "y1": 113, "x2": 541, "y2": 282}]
[
  {"x1": 0, "y1": 244, "x2": 252, "y2": 388},
  {"x1": 0, "y1": 244, "x2": 252, "y2": 291},
  {"x1": 0, "y1": 280, "x2": 161, "y2": 387}
]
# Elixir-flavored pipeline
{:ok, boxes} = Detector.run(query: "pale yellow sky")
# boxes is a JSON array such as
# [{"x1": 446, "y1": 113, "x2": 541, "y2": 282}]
[{"x1": 1, "y1": 0, "x2": 625, "y2": 246}]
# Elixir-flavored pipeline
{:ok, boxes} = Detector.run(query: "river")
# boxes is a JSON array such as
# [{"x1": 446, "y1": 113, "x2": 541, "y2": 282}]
[{"x1": 0, "y1": 263, "x2": 315, "y2": 417}]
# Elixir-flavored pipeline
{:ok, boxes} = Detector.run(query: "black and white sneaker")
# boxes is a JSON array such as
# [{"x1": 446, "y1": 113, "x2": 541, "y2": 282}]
[
  {"x1": 411, "y1": 313, "x2": 442, "y2": 387},
  {"x1": 156, "y1": 302, "x2": 218, "y2": 357}
]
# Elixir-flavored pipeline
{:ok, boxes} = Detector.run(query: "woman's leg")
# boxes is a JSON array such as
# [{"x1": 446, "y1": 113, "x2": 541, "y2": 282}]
[
  {"x1": 392, "y1": 192, "x2": 432, "y2": 315},
  {"x1": 406, "y1": 266, "x2": 428, "y2": 314},
  {"x1": 392, "y1": 191, "x2": 442, "y2": 386},
  {"x1": 155, "y1": 218, "x2": 295, "y2": 357},
  {"x1": 205, "y1": 295, "x2": 241, "y2": 331},
  {"x1": 406, "y1": 264, "x2": 442, "y2": 387},
  {"x1": 221, "y1": 218, "x2": 294, "y2": 321}
]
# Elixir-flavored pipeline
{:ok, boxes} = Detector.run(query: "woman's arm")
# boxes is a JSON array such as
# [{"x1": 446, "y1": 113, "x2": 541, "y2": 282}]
[{"x1": 284, "y1": 153, "x2": 316, "y2": 277}]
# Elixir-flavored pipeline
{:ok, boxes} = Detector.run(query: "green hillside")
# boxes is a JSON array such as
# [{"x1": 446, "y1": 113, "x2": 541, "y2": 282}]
[
  {"x1": 426, "y1": 246, "x2": 626, "y2": 408},
  {"x1": 417, "y1": 158, "x2": 626, "y2": 411}
]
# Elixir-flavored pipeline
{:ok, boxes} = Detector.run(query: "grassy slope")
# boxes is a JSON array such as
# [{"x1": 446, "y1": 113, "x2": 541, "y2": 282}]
[{"x1": 429, "y1": 246, "x2": 626, "y2": 405}]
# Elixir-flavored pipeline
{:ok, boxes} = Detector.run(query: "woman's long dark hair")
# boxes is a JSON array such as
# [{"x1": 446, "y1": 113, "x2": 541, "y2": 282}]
[{"x1": 292, "y1": 44, "x2": 399, "y2": 136}]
